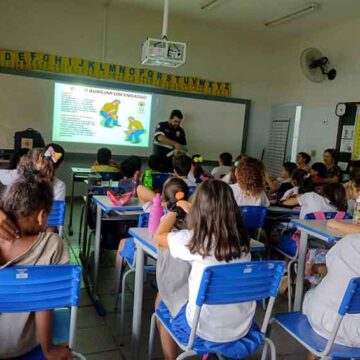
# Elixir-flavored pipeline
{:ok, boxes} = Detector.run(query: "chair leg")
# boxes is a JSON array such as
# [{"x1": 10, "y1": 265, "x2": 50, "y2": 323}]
[
  {"x1": 148, "y1": 313, "x2": 157, "y2": 360},
  {"x1": 113, "y1": 257, "x2": 124, "y2": 309},
  {"x1": 261, "y1": 338, "x2": 276, "y2": 360},
  {"x1": 78, "y1": 205, "x2": 85, "y2": 249},
  {"x1": 261, "y1": 337, "x2": 276, "y2": 360},
  {"x1": 287, "y1": 258, "x2": 297, "y2": 312},
  {"x1": 120, "y1": 269, "x2": 135, "y2": 335}
]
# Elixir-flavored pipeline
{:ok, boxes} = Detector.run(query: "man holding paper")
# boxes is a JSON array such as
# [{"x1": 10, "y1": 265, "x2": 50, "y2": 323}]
[{"x1": 153, "y1": 109, "x2": 187, "y2": 172}]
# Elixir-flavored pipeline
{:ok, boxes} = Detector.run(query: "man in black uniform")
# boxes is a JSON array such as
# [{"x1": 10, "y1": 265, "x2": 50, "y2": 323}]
[{"x1": 153, "y1": 109, "x2": 187, "y2": 172}]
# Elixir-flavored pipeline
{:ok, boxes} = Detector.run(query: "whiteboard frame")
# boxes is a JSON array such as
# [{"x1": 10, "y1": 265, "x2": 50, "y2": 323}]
[{"x1": 0, "y1": 68, "x2": 251, "y2": 154}]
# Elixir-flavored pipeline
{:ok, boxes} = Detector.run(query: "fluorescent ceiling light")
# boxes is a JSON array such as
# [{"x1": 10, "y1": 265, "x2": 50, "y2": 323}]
[
  {"x1": 201, "y1": 0, "x2": 227, "y2": 11},
  {"x1": 265, "y1": 2, "x2": 319, "y2": 27}
]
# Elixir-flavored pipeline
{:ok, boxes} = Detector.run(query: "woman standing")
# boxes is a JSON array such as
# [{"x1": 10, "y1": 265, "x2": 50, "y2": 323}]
[{"x1": 323, "y1": 148, "x2": 342, "y2": 183}]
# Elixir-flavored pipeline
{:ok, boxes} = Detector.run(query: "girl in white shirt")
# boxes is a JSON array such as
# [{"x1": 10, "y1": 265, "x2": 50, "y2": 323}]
[
  {"x1": 280, "y1": 183, "x2": 348, "y2": 283},
  {"x1": 303, "y1": 233, "x2": 360, "y2": 349},
  {"x1": 155, "y1": 180, "x2": 254, "y2": 359},
  {"x1": 230, "y1": 157, "x2": 270, "y2": 207}
]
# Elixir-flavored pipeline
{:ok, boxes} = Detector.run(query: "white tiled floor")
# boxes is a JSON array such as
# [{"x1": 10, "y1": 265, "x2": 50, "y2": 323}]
[{"x1": 65, "y1": 199, "x2": 308, "y2": 360}]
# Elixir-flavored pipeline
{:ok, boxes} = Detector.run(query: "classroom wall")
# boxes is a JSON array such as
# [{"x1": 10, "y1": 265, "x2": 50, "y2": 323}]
[
  {"x1": 0, "y1": 0, "x2": 273, "y2": 159},
  {"x1": 268, "y1": 16, "x2": 360, "y2": 162}
]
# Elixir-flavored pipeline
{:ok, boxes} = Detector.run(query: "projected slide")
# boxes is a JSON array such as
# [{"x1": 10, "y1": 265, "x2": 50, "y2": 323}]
[{"x1": 52, "y1": 83, "x2": 152, "y2": 147}]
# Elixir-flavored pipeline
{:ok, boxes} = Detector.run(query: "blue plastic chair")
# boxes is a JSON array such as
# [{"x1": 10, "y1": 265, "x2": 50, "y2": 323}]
[
  {"x1": 148, "y1": 261, "x2": 285, "y2": 360},
  {"x1": 240, "y1": 206, "x2": 268, "y2": 257},
  {"x1": 0, "y1": 265, "x2": 85, "y2": 359},
  {"x1": 274, "y1": 211, "x2": 352, "y2": 312},
  {"x1": 114, "y1": 213, "x2": 155, "y2": 334},
  {"x1": 98, "y1": 171, "x2": 120, "y2": 182},
  {"x1": 152, "y1": 172, "x2": 172, "y2": 190},
  {"x1": 48, "y1": 200, "x2": 66, "y2": 236},
  {"x1": 273, "y1": 277, "x2": 360, "y2": 359}
]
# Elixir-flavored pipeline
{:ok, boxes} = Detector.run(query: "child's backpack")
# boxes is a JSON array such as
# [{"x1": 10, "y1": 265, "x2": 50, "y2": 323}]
[{"x1": 14, "y1": 128, "x2": 45, "y2": 150}]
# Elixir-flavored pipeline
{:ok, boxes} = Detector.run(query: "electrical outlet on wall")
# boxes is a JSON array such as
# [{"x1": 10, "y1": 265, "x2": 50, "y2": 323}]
[
  {"x1": 323, "y1": 118, "x2": 328, "y2": 125},
  {"x1": 311, "y1": 150, "x2": 316, "y2": 157}
]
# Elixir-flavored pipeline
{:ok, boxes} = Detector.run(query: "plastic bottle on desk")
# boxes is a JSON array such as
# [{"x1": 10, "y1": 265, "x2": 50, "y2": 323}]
[
  {"x1": 143, "y1": 170, "x2": 153, "y2": 189},
  {"x1": 148, "y1": 193, "x2": 164, "y2": 234},
  {"x1": 354, "y1": 196, "x2": 360, "y2": 224}
]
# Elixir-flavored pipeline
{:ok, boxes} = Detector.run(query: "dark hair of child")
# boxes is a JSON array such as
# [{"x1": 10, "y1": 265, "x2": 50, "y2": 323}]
[
  {"x1": 319, "y1": 183, "x2": 347, "y2": 212},
  {"x1": 97, "y1": 148, "x2": 112, "y2": 165},
  {"x1": 283, "y1": 162, "x2": 297, "y2": 177},
  {"x1": 17, "y1": 149, "x2": 55, "y2": 183},
  {"x1": 292, "y1": 169, "x2": 314, "y2": 194},
  {"x1": 298, "y1": 152, "x2": 311, "y2": 164},
  {"x1": 120, "y1": 155, "x2": 142, "y2": 178},
  {"x1": 1, "y1": 172, "x2": 53, "y2": 226},
  {"x1": 191, "y1": 154, "x2": 206, "y2": 183},
  {"x1": 187, "y1": 179, "x2": 249, "y2": 262},
  {"x1": 162, "y1": 177, "x2": 189, "y2": 229},
  {"x1": 219, "y1": 152, "x2": 233, "y2": 166},
  {"x1": 148, "y1": 154, "x2": 162, "y2": 172},
  {"x1": 311, "y1": 162, "x2": 327, "y2": 178},
  {"x1": 173, "y1": 154, "x2": 192, "y2": 177}
]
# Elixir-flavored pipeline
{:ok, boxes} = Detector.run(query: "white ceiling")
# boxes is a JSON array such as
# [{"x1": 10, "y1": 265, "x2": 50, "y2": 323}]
[{"x1": 93, "y1": 0, "x2": 360, "y2": 39}]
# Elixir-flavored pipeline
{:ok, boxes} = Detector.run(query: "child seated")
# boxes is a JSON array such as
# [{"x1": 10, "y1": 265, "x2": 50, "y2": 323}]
[
  {"x1": 222, "y1": 154, "x2": 247, "y2": 184},
  {"x1": 188, "y1": 154, "x2": 211, "y2": 184},
  {"x1": 154, "y1": 180, "x2": 254, "y2": 359},
  {"x1": 266, "y1": 162, "x2": 297, "y2": 201},
  {"x1": 230, "y1": 157, "x2": 270, "y2": 207},
  {"x1": 303, "y1": 233, "x2": 360, "y2": 347},
  {"x1": 310, "y1": 162, "x2": 327, "y2": 184},
  {"x1": 118, "y1": 155, "x2": 142, "y2": 190},
  {"x1": 280, "y1": 169, "x2": 312, "y2": 201},
  {"x1": 0, "y1": 172, "x2": 70, "y2": 359},
  {"x1": 328, "y1": 168, "x2": 360, "y2": 233},
  {"x1": 116, "y1": 178, "x2": 189, "y2": 260},
  {"x1": 173, "y1": 153, "x2": 197, "y2": 187},
  {"x1": 296, "y1": 152, "x2": 311, "y2": 173},
  {"x1": 0, "y1": 146, "x2": 66, "y2": 201},
  {"x1": 283, "y1": 182, "x2": 347, "y2": 220},
  {"x1": 211, "y1": 152, "x2": 232, "y2": 179},
  {"x1": 91, "y1": 147, "x2": 120, "y2": 173}
]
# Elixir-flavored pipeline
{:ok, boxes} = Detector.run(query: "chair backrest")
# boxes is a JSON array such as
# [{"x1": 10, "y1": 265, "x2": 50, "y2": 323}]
[
  {"x1": 48, "y1": 200, "x2": 66, "y2": 236},
  {"x1": 304, "y1": 211, "x2": 351, "y2": 220},
  {"x1": 338, "y1": 277, "x2": 360, "y2": 315},
  {"x1": 137, "y1": 212, "x2": 150, "y2": 227},
  {"x1": 240, "y1": 206, "x2": 268, "y2": 229},
  {"x1": 152, "y1": 173, "x2": 172, "y2": 190},
  {"x1": 196, "y1": 261, "x2": 285, "y2": 307},
  {"x1": 0, "y1": 265, "x2": 81, "y2": 312},
  {"x1": 98, "y1": 172, "x2": 120, "y2": 181}
]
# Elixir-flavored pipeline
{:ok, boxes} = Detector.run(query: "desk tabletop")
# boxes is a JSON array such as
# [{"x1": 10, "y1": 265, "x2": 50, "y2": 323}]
[
  {"x1": 93, "y1": 195, "x2": 142, "y2": 212},
  {"x1": 291, "y1": 219, "x2": 349, "y2": 243},
  {"x1": 129, "y1": 227, "x2": 158, "y2": 256},
  {"x1": 84, "y1": 179, "x2": 123, "y2": 189},
  {"x1": 268, "y1": 205, "x2": 300, "y2": 215},
  {"x1": 71, "y1": 167, "x2": 92, "y2": 173}
]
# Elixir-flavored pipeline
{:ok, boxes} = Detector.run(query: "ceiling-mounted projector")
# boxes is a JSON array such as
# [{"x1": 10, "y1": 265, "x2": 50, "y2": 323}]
[
  {"x1": 141, "y1": 38, "x2": 186, "y2": 68},
  {"x1": 141, "y1": 0, "x2": 186, "y2": 68}
]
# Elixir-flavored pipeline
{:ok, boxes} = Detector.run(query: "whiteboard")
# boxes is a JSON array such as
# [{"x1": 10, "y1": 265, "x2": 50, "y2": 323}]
[{"x1": 0, "y1": 72, "x2": 249, "y2": 161}]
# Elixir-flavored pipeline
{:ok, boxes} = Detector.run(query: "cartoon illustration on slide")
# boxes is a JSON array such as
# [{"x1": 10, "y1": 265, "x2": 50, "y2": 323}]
[
  {"x1": 100, "y1": 100, "x2": 121, "y2": 128},
  {"x1": 125, "y1": 116, "x2": 146, "y2": 144}
]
